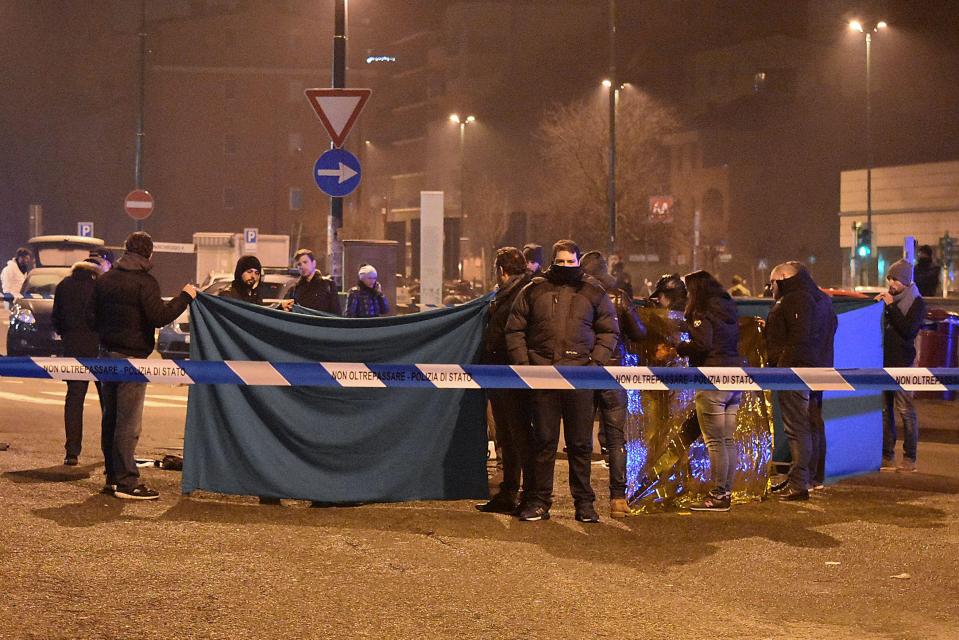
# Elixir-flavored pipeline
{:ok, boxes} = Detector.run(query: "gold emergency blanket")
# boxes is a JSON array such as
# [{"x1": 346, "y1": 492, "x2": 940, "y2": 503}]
[{"x1": 624, "y1": 309, "x2": 774, "y2": 512}]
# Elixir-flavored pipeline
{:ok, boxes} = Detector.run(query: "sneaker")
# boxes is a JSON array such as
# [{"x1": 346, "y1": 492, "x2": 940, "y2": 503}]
[
  {"x1": 101, "y1": 483, "x2": 117, "y2": 496},
  {"x1": 769, "y1": 478, "x2": 789, "y2": 493},
  {"x1": 689, "y1": 489, "x2": 731, "y2": 512},
  {"x1": 897, "y1": 459, "x2": 917, "y2": 473},
  {"x1": 517, "y1": 503, "x2": 550, "y2": 521},
  {"x1": 574, "y1": 502, "x2": 600, "y2": 523},
  {"x1": 475, "y1": 492, "x2": 518, "y2": 514},
  {"x1": 609, "y1": 497, "x2": 629, "y2": 519},
  {"x1": 778, "y1": 488, "x2": 809, "y2": 502},
  {"x1": 114, "y1": 484, "x2": 160, "y2": 500},
  {"x1": 880, "y1": 458, "x2": 897, "y2": 472},
  {"x1": 63, "y1": 455, "x2": 78, "y2": 466}
]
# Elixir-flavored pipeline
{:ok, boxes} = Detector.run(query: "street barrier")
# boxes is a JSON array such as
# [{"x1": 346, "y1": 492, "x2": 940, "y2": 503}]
[{"x1": 0, "y1": 357, "x2": 957, "y2": 391}]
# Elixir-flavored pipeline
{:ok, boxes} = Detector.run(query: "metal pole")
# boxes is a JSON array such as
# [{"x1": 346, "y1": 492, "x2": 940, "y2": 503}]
[
  {"x1": 329, "y1": 0, "x2": 347, "y2": 287},
  {"x1": 134, "y1": 0, "x2": 146, "y2": 232},
  {"x1": 864, "y1": 31, "x2": 872, "y2": 286},
  {"x1": 607, "y1": 0, "x2": 617, "y2": 257},
  {"x1": 459, "y1": 122, "x2": 465, "y2": 281}
]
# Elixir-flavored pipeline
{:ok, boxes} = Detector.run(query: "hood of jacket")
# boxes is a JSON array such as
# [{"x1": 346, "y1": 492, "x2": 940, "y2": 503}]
[
  {"x1": 703, "y1": 293, "x2": 739, "y2": 326},
  {"x1": 116, "y1": 252, "x2": 153, "y2": 273},
  {"x1": 70, "y1": 260, "x2": 102, "y2": 279},
  {"x1": 774, "y1": 268, "x2": 820, "y2": 300}
]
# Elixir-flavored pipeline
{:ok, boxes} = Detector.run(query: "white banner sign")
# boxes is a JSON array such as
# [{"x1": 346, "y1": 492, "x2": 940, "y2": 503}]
[{"x1": 420, "y1": 191, "x2": 444, "y2": 307}]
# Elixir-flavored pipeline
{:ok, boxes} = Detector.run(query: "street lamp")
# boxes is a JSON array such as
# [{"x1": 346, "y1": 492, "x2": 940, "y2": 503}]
[
  {"x1": 849, "y1": 18, "x2": 887, "y2": 285},
  {"x1": 449, "y1": 113, "x2": 476, "y2": 278}
]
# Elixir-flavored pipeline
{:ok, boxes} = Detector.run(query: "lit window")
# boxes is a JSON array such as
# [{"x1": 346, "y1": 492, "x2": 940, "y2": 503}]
[{"x1": 223, "y1": 187, "x2": 237, "y2": 209}]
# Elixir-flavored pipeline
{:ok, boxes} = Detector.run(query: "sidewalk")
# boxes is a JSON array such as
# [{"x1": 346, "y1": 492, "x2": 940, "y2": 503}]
[{"x1": 916, "y1": 397, "x2": 959, "y2": 444}]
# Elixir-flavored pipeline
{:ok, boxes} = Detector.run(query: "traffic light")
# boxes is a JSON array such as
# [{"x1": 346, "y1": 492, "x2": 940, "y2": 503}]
[{"x1": 855, "y1": 224, "x2": 872, "y2": 258}]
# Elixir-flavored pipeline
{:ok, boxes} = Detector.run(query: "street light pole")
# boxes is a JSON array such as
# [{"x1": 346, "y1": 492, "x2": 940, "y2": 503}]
[
  {"x1": 449, "y1": 114, "x2": 474, "y2": 281},
  {"x1": 134, "y1": 0, "x2": 146, "y2": 232},
  {"x1": 607, "y1": 0, "x2": 617, "y2": 257}
]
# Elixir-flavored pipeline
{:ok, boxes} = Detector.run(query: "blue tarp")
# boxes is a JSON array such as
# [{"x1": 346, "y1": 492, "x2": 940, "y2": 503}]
[{"x1": 181, "y1": 293, "x2": 491, "y2": 503}]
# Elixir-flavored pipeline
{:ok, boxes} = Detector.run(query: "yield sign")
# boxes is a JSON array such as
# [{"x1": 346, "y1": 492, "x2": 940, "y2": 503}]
[{"x1": 304, "y1": 88, "x2": 371, "y2": 148}]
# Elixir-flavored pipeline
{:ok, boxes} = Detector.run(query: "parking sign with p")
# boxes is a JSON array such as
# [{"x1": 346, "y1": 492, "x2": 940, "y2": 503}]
[{"x1": 77, "y1": 222, "x2": 94, "y2": 237}]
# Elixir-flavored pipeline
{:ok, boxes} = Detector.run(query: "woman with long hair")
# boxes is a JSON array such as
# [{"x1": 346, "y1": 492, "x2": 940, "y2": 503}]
[{"x1": 677, "y1": 270, "x2": 743, "y2": 512}]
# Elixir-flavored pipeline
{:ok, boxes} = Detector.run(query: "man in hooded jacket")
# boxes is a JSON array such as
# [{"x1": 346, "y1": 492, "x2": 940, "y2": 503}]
[
  {"x1": 93, "y1": 232, "x2": 196, "y2": 500},
  {"x1": 221, "y1": 255, "x2": 264, "y2": 304},
  {"x1": 506, "y1": 239, "x2": 619, "y2": 522},
  {"x1": 52, "y1": 257, "x2": 106, "y2": 466},
  {"x1": 766, "y1": 261, "x2": 834, "y2": 501}
]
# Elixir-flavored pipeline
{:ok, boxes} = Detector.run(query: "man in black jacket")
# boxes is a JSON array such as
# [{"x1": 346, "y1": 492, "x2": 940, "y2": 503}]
[
  {"x1": 766, "y1": 261, "x2": 834, "y2": 501},
  {"x1": 291, "y1": 248, "x2": 340, "y2": 313},
  {"x1": 52, "y1": 257, "x2": 106, "y2": 466},
  {"x1": 221, "y1": 255, "x2": 264, "y2": 304},
  {"x1": 914, "y1": 245, "x2": 940, "y2": 297},
  {"x1": 476, "y1": 247, "x2": 533, "y2": 514},
  {"x1": 93, "y1": 232, "x2": 196, "y2": 500},
  {"x1": 580, "y1": 250, "x2": 646, "y2": 518},
  {"x1": 877, "y1": 259, "x2": 926, "y2": 472},
  {"x1": 506, "y1": 239, "x2": 619, "y2": 522}
]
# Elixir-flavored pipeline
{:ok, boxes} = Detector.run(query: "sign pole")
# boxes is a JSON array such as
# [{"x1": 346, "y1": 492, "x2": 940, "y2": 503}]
[
  {"x1": 134, "y1": 0, "x2": 147, "y2": 232},
  {"x1": 329, "y1": 0, "x2": 347, "y2": 289}
]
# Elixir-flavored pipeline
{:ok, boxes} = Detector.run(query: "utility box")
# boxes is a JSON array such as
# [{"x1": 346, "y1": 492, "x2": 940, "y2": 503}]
[
  {"x1": 342, "y1": 239, "x2": 398, "y2": 313},
  {"x1": 194, "y1": 232, "x2": 290, "y2": 284}
]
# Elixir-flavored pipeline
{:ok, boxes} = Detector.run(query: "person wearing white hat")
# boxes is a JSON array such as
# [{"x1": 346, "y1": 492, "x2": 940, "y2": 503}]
[{"x1": 345, "y1": 264, "x2": 389, "y2": 318}]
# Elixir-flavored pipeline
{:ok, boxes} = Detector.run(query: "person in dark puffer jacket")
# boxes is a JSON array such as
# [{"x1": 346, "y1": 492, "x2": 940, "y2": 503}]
[
  {"x1": 344, "y1": 264, "x2": 390, "y2": 318},
  {"x1": 92, "y1": 232, "x2": 196, "y2": 501},
  {"x1": 765, "y1": 261, "x2": 834, "y2": 501},
  {"x1": 580, "y1": 250, "x2": 646, "y2": 519},
  {"x1": 506, "y1": 239, "x2": 619, "y2": 523},
  {"x1": 676, "y1": 270, "x2": 743, "y2": 512},
  {"x1": 476, "y1": 247, "x2": 534, "y2": 515},
  {"x1": 876, "y1": 259, "x2": 926, "y2": 472},
  {"x1": 53, "y1": 257, "x2": 106, "y2": 466}
]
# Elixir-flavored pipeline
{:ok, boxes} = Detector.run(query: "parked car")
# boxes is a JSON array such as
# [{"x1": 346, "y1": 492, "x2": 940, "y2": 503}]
[
  {"x1": 157, "y1": 273, "x2": 298, "y2": 359},
  {"x1": 6, "y1": 266, "x2": 71, "y2": 356}
]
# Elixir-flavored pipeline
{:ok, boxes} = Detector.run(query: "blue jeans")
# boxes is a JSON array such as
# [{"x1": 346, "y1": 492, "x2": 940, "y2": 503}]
[
  {"x1": 883, "y1": 390, "x2": 918, "y2": 461},
  {"x1": 695, "y1": 390, "x2": 741, "y2": 493},
  {"x1": 100, "y1": 351, "x2": 148, "y2": 491}
]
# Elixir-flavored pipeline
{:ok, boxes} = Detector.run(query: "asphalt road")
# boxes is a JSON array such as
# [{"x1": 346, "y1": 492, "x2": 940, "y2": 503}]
[{"x1": 1, "y1": 376, "x2": 958, "y2": 639}]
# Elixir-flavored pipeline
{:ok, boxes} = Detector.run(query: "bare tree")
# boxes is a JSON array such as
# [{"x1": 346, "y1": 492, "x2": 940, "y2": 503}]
[
  {"x1": 465, "y1": 176, "x2": 512, "y2": 288},
  {"x1": 536, "y1": 89, "x2": 678, "y2": 253}
]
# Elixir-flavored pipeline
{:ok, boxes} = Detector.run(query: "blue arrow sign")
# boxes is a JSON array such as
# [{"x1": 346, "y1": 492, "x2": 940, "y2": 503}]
[{"x1": 314, "y1": 148, "x2": 361, "y2": 197}]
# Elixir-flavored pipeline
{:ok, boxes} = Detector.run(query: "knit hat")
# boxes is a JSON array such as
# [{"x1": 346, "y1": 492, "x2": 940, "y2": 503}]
[
  {"x1": 579, "y1": 251, "x2": 607, "y2": 277},
  {"x1": 886, "y1": 259, "x2": 914, "y2": 285},
  {"x1": 358, "y1": 264, "x2": 377, "y2": 279},
  {"x1": 234, "y1": 255, "x2": 261, "y2": 282},
  {"x1": 522, "y1": 243, "x2": 544, "y2": 266}
]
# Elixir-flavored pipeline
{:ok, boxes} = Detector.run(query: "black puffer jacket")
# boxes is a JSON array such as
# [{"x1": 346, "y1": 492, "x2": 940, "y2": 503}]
[
  {"x1": 766, "y1": 270, "x2": 835, "y2": 367},
  {"x1": 344, "y1": 281, "x2": 390, "y2": 318},
  {"x1": 92, "y1": 253, "x2": 191, "y2": 357},
  {"x1": 505, "y1": 267, "x2": 619, "y2": 366},
  {"x1": 52, "y1": 260, "x2": 101, "y2": 358},
  {"x1": 677, "y1": 294, "x2": 742, "y2": 367},
  {"x1": 482, "y1": 272, "x2": 532, "y2": 364},
  {"x1": 592, "y1": 272, "x2": 646, "y2": 366}
]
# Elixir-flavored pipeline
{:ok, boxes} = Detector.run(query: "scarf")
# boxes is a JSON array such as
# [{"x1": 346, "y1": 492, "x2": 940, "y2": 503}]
[{"x1": 892, "y1": 282, "x2": 921, "y2": 316}]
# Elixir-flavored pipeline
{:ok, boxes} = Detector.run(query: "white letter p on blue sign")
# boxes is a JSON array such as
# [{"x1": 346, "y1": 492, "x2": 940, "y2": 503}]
[
  {"x1": 78, "y1": 222, "x2": 94, "y2": 238},
  {"x1": 244, "y1": 228, "x2": 258, "y2": 244}
]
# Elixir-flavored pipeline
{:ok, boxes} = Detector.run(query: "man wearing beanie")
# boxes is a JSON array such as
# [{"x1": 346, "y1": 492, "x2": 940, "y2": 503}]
[
  {"x1": 876, "y1": 259, "x2": 926, "y2": 472},
  {"x1": 345, "y1": 264, "x2": 390, "y2": 318},
  {"x1": 221, "y1": 255, "x2": 264, "y2": 304},
  {"x1": 93, "y1": 231, "x2": 196, "y2": 500}
]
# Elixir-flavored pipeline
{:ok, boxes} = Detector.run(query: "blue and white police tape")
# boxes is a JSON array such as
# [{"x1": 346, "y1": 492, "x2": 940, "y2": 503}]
[
  {"x1": 0, "y1": 357, "x2": 957, "y2": 391},
  {"x1": 2, "y1": 292, "x2": 52, "y2": 302}
]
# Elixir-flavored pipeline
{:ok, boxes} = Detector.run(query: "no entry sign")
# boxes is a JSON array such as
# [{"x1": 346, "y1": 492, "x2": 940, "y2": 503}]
[{"x1": 124, "y1": 189, "x2": 155, "y2": 220}]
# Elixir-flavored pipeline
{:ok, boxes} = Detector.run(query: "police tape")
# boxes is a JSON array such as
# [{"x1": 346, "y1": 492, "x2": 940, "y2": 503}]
[
  {"x1": 0, "y1": 357, "x2": 957, "y2": 391},
  {"x1": 3, "y1": 292, "x2": 52, "y2": 302}
]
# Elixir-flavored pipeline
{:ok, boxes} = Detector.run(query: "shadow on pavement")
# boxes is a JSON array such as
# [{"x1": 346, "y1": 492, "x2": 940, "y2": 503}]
[
  {"x1": 838, "y1": 472, "x2": 959, "y2": 495},
  {"x1": 32, "y1": 493, "x2": 144, "y2": 528},
  {"x1": 151, "y1": 477, "x2": 949, "y2": 572},
  {"x1": 3, "y1": 462, "x2": 101, "y2": 484}
]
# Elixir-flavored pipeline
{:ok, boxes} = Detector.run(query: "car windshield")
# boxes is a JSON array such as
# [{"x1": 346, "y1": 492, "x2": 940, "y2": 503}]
[{"x1": 23, "y1": 269, "x2": 71, "y2": 295}]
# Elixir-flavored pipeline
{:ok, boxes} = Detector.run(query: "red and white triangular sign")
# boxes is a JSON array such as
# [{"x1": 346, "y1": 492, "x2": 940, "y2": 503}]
[{"x1": 304, "y1": 88, "x2": 372, "y2": 148}]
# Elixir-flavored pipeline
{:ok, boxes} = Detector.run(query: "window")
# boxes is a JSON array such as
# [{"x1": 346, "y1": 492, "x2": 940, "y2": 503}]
[
  {"x1": 224, "y1": 77, "x2": 236, "y2": 100},
  {"x1": 224, "y1": 134, "x2": 237, "y2": 155},
  {"x1": 223, "y1": 187, "x2": 237, "y2": 209},
  {"x1": 289, "y1": 187, "x2": 303, "y2": 211},
  {"x1": 288, "y1": 79, "x2": 303, "y2": 103},
  {"x1": 753, "y1": 71, "x2": 767, "y2": 93}
]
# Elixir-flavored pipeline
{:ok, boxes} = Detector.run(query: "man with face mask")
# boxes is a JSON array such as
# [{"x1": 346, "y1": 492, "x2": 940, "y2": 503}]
[
  {"x1": 876, "y1": 259, "x2": 926, "y2": 472},
  {"x1": 506, "y1": 239, "x2": 619, "y2": 522},
  {"x1": 1, "y1": 247, "x2": 35, "y2": 306},
  {"x1": 765, "y1": 261, "x2": 835, "y2": 501}
]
